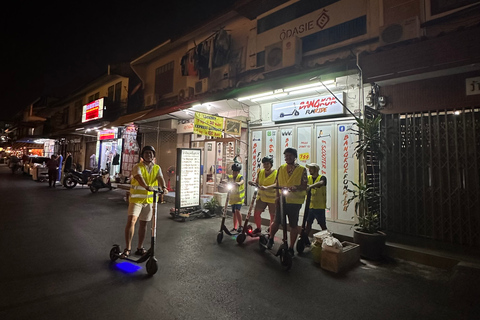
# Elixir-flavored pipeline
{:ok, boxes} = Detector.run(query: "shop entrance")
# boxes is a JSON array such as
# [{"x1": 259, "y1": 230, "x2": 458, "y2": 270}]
[
  {"x1": 191, "y1": 138, "x2": 241, "y2": 195},
  {"x1": 99, "y1": 140, "x2": 122, "y2": 176}
]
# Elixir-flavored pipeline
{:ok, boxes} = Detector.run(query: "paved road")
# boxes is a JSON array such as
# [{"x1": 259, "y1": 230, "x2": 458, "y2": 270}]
[{"x1": 0, "y1": 164, "x2": 479, "y2": 320}]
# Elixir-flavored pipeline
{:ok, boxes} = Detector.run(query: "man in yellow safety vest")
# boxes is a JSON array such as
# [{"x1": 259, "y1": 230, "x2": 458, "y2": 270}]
[
  {"x1": 121, "y1": 146, "x2": 168, "y2": 258},
  {"x1": 266, "y1": 148, "x2": 307, "y2": 257},
  {"x1": 305, "y1": 163, "x2": 327, "y2": 246},
  {"x1": 227, "y1": 162, "x2": 245, "y2": 232}
]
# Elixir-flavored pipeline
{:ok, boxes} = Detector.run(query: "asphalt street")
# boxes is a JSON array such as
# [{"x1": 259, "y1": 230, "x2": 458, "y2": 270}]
[{"x1": 0, "y1": 164, "x2": 479, "y2": 320}]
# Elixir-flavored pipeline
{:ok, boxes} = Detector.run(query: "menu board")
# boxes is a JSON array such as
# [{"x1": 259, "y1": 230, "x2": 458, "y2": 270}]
[{"x1": 176, "y1": 148, "x2": 201, "y2": 209}]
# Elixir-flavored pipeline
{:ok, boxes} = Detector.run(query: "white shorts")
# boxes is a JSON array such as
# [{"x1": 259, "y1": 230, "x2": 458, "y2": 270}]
[{"x1": 128, "y1": 202, "x2": 153, "y2": 221}]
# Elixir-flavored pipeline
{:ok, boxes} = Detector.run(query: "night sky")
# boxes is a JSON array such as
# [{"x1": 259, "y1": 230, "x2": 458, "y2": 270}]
[{"x1": 0, "y1": 0, "x2": 237, "y2": 120}]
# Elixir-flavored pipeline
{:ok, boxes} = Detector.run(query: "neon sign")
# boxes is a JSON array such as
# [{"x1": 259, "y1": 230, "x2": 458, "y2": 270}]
[{"x1": 82, "y1": 98, "x2": 104, "y2": 123}]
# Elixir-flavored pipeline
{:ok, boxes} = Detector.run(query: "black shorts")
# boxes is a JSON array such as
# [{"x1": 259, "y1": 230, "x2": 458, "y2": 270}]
[{"x1": 274, "y1": 199, "x2": 302, "y2": 228}]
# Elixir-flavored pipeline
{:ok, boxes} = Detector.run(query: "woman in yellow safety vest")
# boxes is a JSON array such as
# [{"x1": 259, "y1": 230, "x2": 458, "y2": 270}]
[
  {"x1": 248, "y1": 156, "x2": 277, "y2": 235},
  {"x1": 305, "y1": 163, "x2": 327, "y2": 246},
  {"x1": 227, "y1": 162, "x2": 245, "y2": 233},
  {"x1": 265, "y1": 148, "x2": 307, "y2": 257}
]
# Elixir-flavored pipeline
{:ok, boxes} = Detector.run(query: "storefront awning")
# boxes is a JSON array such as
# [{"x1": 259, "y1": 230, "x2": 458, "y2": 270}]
[
  {"x1": 108, "y1": 109, "x2": 153, "y2": 127},
  {"x1": 11, "y1": 142, "x2": 45, "y2": 150}
]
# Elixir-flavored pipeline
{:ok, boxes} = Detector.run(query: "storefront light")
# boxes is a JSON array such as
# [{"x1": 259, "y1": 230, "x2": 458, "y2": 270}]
[
  {"x1": 251, "y1": 92, "x2": 288, "y2": 102},
  {"x1": 237, "y1": 91, "x2": 274, "y2": 101},
  {"x1": 284, "y1": 80, "x2": 335, "y2": 92}
]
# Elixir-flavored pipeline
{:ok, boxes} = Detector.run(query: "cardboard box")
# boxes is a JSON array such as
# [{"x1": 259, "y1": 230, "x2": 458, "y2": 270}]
[{"x1": 321, "y1": 241, "x2": 360, "y2": 273}]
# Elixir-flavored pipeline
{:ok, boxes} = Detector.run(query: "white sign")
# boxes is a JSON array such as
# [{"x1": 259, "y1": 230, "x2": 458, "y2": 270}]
[
  {"x1": 280, "y1": 128, "x2": 293, "y2": 154},
  {"x1": 316, "y1": 124, "x2": 332, "y2": 219},
  {"x1": 265, "y1": 129, "x2": 277, "y2": 163},
  {"x1": 337, "y1": 123, "x2": 357, "y2": 222},
  {"x1": 177, "y1": 119, "x2": 194, "y2": 133},
  {"x1": 466, "y1": 76, "x2": 480, "y2": 96},
  {"x1": 177, "y1": 149, "x2": 201, "y2": 208},
  {"x1": 297, "y1": 126, "x2": 312, "y2": 165},
  {"x1": 272, "y1": 93, "x2": 344, "y2": 122}
]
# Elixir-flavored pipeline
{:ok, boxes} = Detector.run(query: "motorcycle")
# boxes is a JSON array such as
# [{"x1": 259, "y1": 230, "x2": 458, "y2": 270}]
[
  {"x1": 63, "y1": 168, "x2": 98, "y2": 189},
  {"x1": 88, "y1": 169, "x2": 112, "y2": 193}
]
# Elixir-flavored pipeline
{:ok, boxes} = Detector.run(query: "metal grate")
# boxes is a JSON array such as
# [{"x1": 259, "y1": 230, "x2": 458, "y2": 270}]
[{"x1": 383, "y1": 108, "x2": 480, "y2": 247}]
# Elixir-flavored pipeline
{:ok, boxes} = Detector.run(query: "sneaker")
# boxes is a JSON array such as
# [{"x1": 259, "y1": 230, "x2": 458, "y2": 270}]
[
  {"x1": 237, "y1": 226, "x2": 243, "y2": 233},
  {"x1": 230, "y1": 228, "x2": 237, "y2": 232},
  {"x1": 252, "y1": 228, "x2": 262, "y2": 235},
  {"x1": 288, "y1": 248, "x2": 295, "y2": 257},
  {"x1": 267, "y1": 238, "x2": 274, "y2": 249},
  {"x1": 135, "y1": 247, "x2": 147, "y2": 256}
]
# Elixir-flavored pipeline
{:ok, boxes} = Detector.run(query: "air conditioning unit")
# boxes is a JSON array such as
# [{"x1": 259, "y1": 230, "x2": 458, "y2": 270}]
[
  {"x1": 194, "y1": 79, "x2": 208, "y2": 95},
  {"x1": 209, "y1": 64, "x2": 235, "y2": 91},
  {"x1": 379, "y1": 16, "x2": 420, "y2": 46},
  {"x1": 264, "y1": 37, "x2": 302, "y2": 73},
  {"x1": 178, "y1": 86, "x2": 194, "y2": 101}
]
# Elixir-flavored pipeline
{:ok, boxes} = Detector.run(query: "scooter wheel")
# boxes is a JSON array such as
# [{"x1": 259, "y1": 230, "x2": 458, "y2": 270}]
[
  {"x1": 236, "y1": 233, "x2": 246, "y2": 245},
  {"x1": 146, "y1": 257, "x2": 158, "y2": 275},
  {"x1": 64, "y1": 177, "x2": 77, "y2": 189},
  {"x1": 90, "y1": 185, "x2": 98, "y2": 193},
  {"x1": 279, "y1": 248, "x2": 292, "y2": 270},
  {"x1": 110, "y1": 246, "x2": 120, "y2": 261},
  {"x1": 296, "y1": 238, "x2": 305, "y2": 254},
  {"x1": 217, "y1": 232, "x2": 224, "y2": 244}
]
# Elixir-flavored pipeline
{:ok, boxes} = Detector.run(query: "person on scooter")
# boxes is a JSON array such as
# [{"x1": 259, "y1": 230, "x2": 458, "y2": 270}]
[
  {"x1": 121, "y1": 146, "x2": 168, "y2": 258},
  {"x1": 267, "y1": 148, "x2": 307, "y2": 257},
  {"x1": 248, "y1": 156, "x2": 277, "y2": 235},
  {"x1": 305, "y1": 163, "x2": 327, "y2": 246},
  {"x1": 226, "y1": 163, "x2": 245, "y2": 233}
]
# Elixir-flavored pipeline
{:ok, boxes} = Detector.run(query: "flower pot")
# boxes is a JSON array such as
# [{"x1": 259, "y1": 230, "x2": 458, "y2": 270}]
[{"x1": 353, "y1": 229, "x2": 386, "y2": 261}]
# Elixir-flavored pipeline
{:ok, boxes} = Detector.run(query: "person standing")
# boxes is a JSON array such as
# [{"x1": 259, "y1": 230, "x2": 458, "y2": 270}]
[
  {"x1": 46, "y1": 155, "x2": 59, "y2": 188},
  {"x1": 305, "y1": 163, "x2": 327, "y2": 246},
  {"x1": 121, "y1": 146, "x2": 168, "y2": 258},
  {"x1": 227, "y1": 163, "x2": 245, "y2": 233},
  {"x1": 267, "y1": 148, "x2": 307, "y2": 257},
  {"x1": 248, "y1": 156, "x2": 277, "y2": 235}
]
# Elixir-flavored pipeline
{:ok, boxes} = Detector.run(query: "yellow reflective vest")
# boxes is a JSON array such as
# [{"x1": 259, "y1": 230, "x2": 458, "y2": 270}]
[
  {"x1": 257, "y1": 169, "x2": 277, "y2": 203},
  {"x1": 228, "y1": 174, "x2": 245, "y2": 205},
  {"x1": 308, "y1": 175, "x2": 326, "y2": 209},
  {"x1": 277, "y1": 164, "x2": 306, "y2": 204},
  {"x1": 129, "y1": 162, "x2": 160, "y2": 204}
]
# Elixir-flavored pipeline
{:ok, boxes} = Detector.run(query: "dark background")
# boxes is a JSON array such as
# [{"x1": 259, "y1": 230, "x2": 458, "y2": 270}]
[{"x1": 0, "y1": 0, "x2": 237, "y2": 120}]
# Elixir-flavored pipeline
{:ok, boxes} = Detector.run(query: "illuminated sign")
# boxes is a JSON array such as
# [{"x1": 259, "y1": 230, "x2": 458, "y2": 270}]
[
  {"x1": 82, "y1": 98, "x2": 104, "y2": 123},
  {"x1": 99, "y1": 129, "x2": 116, "y2": 140},
  {"x1": 272, "y1": 93, "x2": 344, "y2": 122},
  {"x1": 193, "y1": 112, "x2": 224, "y2": 138}
]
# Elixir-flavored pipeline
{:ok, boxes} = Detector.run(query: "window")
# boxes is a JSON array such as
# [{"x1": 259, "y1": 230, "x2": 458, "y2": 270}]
[
  {"x1": 94, "y1": 92, "x2": 100, "y2": 100},
  {"x1": 108, "y1": 85, "x2": 114, "y2": 102},
  {"x1": 155, "y1": 61, "x2": 174, "y2": 98},
  {"x1": 62, "y1": 107, "x2": 69, "y2": 125},
  {"x1": 88, "y1": 95, "x2": 94, "y2": 102},
  {"x1": 115, "y1": 82, "x2": 122, "y2": 102},
  {"x1": 74, "y1": 100, "x2": 82, "y2": 122}
]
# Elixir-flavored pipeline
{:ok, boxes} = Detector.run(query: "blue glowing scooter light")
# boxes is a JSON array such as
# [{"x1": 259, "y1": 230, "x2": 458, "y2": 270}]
[{"x1": 116, "y1": 261, "x2": 142, "y2": 273}]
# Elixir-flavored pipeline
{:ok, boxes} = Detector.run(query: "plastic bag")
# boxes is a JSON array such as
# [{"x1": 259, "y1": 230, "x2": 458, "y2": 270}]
[{"x1": 321, "y1": 236, "x2": 343, "y2": 253}]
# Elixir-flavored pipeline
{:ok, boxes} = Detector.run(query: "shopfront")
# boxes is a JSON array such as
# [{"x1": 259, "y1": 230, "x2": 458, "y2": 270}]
[{"x1": 95, "y1": 128, "x2": 122, "y2": 176}]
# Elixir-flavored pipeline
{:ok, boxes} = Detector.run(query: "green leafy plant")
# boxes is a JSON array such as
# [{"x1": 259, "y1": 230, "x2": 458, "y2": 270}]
[
  {"x1": 204, "y1": 197, "x2": 220, "y2": 215},
  {"x1": 347, "y1": 115, "x2": 389, "y2": 234}
]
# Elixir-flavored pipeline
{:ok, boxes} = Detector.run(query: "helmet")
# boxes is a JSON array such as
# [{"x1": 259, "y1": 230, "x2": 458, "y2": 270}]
[
  {"x1": 262, "y1": 155, "x2": 273, "y2": 165},
  {"x1": 141, "y1": 146, "x2": 156, "y2": 158},
  {"x1": 283, "y1": 147, "x2": 298, "y2": 158},
  {"x1": 231, "y1": 163, "x2": 242, "y2": 171}
]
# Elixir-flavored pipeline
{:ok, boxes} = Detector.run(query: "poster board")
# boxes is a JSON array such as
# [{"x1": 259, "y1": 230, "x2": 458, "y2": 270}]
[{"x1": 176, "y1": 148, "x2": 201, "y2": 210}]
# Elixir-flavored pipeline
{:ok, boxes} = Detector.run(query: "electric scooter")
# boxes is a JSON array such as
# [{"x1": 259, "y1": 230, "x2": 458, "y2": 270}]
[
  {"x1": 217, "y1": 182, "x2": 240, "y2": 244},
  {"x1": 296, "y1": 188, "x2": 312, "y2": 254},
  {"x1": 258, "y1": 182, "x2": 293, "y2": 270},
  {"x1": 236, "y1": 183, "x2": 259, "y2": 245},
  {"x1": 110, "y1": 189, "x2": 163, "y2": 275}
]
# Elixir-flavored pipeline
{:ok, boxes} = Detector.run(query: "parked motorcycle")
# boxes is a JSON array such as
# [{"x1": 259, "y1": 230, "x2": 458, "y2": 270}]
[
  {"x1": 63, "y1": 168, "x2": 98, "y2": 189},
  {"x1": 88, "y1": 169, "x2": 112, "y2": 193}
]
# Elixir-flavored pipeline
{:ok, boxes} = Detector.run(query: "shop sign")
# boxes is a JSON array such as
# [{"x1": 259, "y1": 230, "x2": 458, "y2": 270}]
[
  {"x1": 337, "y1": 123, "x2": 356, "y2": 221},
  {"x1": 177, "y1": 119, "x2": 194, "y2": 133},
  {"x1": 251, "y1": 131, "x2": 262, "y2": 181},
  {"x1": 99, "y1": 129, "x2": 116, "y2": 140},
  {"x1": 272, "y1": 93, "x2": 344, "y2": 122},
  {"x1": 266, "y1": 130, "x2": 277, "y2": 163},
  {"x1": 193, "y1": 112, "x2": 224, "y2": 138},
  {"x1": 225, "y1": 118, "x2": 242, "y2": 136},
  {"x1": 82, "y1": 98, "x2": 104, "y2": 123},
  {"x1": 316, "y1": 124, "x2": 332, "y2": 219},
  {"x1": 176, "y1": 149, "x2": 201, "y2": 209},
  {"x1": 297, "y1": 126, "x2": 312, "y2": 165},
  {"x1": 466, "y1": 76, "x2": 480, "y2": 96},
  {"x1": 281, "y1": 128, "x2": 293, "y2": 151}
]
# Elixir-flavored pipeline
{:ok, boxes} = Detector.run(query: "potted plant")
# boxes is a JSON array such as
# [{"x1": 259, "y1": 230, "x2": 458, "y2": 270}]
[
  {"x1": 347, "y1": 114, "x2": 389, "y2": 260},
  {"x1": 204, "y1": 197, "x2": 221, "y2": 216}
]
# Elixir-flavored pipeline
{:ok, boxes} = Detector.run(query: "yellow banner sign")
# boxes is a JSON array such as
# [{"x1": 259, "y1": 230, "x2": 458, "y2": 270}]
[{"x1": 193, "y1": 112, "x2": 224, "y2": 138}]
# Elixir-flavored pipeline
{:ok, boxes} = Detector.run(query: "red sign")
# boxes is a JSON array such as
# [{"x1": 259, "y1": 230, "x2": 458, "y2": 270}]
[{"x1": 99, "y1": 129, "x2": 115, "y2": 140}]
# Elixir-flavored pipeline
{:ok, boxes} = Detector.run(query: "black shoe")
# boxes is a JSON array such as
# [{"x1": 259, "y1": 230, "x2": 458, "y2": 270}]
[
  {"x1": 252, "y1": 228, "x2": 262, "y2": 235},
  {"x1": 267, "y1": 238, "x2": 274, "y2": 249},
  {"x1": 305, "y1": 237, "x2": 311, "y2": 247},
  {"x1": 135, "y1": 247, "x2": 146, "y2": 256},
  {"x1": 288, "y1": 248, "x2": 295, "y2": 257},
  {"x1": 237, "y1": 226, "x2": 243, "y2": 233},
  {"x1": 230, "y1": 228, "x2": 237, "y2": 232}
]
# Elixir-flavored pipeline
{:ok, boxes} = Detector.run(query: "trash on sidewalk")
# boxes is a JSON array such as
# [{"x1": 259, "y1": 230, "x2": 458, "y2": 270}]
[{"x1": 321, "y1": 241, "x2": 360, "y2": 273}]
